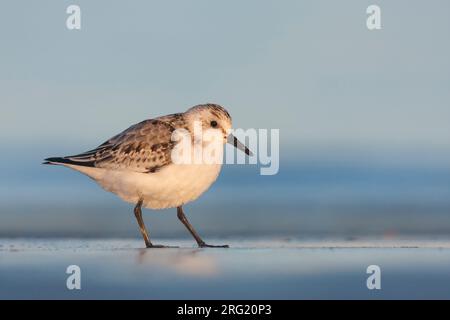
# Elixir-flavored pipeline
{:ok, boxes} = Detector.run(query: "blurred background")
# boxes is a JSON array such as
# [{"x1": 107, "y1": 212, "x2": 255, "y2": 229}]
[{"x1": 1, "y1": 0, "x2": 450, "y2": 239}]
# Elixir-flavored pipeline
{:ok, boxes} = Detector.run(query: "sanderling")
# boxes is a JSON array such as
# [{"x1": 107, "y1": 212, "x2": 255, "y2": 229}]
[{"x1": 44, "y1": 104, "x2": 252, "y2": 248}]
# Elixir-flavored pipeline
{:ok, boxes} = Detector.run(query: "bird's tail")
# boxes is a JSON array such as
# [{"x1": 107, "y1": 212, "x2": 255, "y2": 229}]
[
  {"x1": 43, "y1": 157, "x2": 64, "y2": 165},
  {"x1": 43, "y1": 154, "x2": 98, "y2": 168},
  {"x1": 43, "y1": 157, "x2": 85, "y2": 166},
  {"x1": 43, "y1": 156, "x2": 103, "y2": 181}
]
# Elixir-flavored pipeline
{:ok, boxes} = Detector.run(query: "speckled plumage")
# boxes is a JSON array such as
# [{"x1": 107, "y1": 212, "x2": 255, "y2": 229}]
[{"x1": 63, "y1": 119, "x2": 177, "y2": 173}]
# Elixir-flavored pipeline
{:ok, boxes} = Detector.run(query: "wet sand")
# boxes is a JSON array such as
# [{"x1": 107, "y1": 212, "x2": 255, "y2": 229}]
[{"x1": 1, "y1": 238, "x2": 450, "y2": 299}]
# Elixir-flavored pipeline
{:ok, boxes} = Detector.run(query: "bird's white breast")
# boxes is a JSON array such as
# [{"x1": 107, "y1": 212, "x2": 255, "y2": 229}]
[{"x1": 76, "y1": 162, "x2": 223, "y2": 209}]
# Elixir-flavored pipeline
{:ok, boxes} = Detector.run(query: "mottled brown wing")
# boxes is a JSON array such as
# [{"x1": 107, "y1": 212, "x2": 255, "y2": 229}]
[{"x1": 63, "y1": 119, "x2": 176, "y2": 173}]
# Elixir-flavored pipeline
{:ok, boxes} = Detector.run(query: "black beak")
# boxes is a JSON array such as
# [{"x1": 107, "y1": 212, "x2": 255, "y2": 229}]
[{"x1": 227, "y1": 134, "x2": 253, "y2": 156}]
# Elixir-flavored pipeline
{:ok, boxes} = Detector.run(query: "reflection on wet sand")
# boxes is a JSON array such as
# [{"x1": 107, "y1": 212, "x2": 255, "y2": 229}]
[
  {"x1": 2, "y1": 239, "x2": 450, "y2": 299},
  {"x1": 136, "y1": 248, "x2": 219, "y2": 277}
]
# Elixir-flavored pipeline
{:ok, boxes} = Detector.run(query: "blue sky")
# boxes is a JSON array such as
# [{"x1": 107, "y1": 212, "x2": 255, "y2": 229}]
[{"x1": 1, "y1": 0, "x2": 449, "y2": 158}]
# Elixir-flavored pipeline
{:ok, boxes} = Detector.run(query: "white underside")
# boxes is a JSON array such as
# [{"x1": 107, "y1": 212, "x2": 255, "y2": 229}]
[{"x1": 64, "y1": 163, "x2": 222, "y2": 209}]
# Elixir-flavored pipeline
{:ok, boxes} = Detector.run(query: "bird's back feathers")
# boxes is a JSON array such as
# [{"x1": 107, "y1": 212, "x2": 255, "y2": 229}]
[{"x1": 44, "y1": 118, "x2": 180, "y2": 173}]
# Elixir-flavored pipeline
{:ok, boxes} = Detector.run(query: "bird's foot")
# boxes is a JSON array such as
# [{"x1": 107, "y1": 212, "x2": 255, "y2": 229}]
[
  {"x1": 146, "y1": 244, "x2": 179, "y2": 249},
  {"x1": 199, "y1": 243, "x2": 229, "y2": 248}
]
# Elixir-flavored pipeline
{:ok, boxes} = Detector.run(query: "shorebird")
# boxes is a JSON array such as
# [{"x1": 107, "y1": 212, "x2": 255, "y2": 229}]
[{"x1": 44, "y1": 104, "x2": 251, "y2": 248}]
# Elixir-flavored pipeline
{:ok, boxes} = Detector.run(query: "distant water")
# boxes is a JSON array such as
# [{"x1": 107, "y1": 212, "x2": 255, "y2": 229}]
[{"x1": 1, "y1": 151, "x2": 450, "y2": 238}]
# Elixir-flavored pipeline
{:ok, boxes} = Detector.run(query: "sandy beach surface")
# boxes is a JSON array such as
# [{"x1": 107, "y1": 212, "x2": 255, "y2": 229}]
[{"x1": 1, "y1": 238, "x2": 450, "y2": 299}]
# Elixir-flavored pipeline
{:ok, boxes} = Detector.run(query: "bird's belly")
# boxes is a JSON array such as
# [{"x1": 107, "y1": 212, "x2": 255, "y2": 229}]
[{"x1": 95, "y1": 163, "x2": 222, "y2": 209}]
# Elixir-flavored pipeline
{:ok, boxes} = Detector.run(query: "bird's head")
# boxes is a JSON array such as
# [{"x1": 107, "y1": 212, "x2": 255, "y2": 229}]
[{"x1": 184, "y1": 104, "x2": 252, "y2": 156}]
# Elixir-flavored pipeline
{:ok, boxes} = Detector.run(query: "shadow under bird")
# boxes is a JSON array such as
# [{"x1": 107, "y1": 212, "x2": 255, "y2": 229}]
[{"x1": 44, "y1": 104, "x2": 252, "y2": 248}]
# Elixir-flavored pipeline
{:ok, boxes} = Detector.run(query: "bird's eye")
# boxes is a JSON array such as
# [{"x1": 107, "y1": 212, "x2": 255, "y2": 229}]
[{"x1": 210, "y1": 120, "x2": 218, "y2": 128}]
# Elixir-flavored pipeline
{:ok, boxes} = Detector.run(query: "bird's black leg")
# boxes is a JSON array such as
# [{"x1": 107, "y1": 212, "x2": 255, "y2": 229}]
[
  {"x1": 177, "y1": 206, "x2": 229, "y2": 248},
  {"x1": 134, "y1": 200, "x2": 177, "y2": 248}
]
